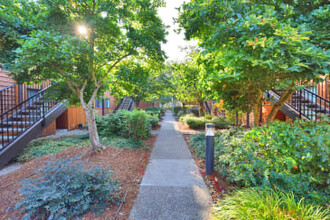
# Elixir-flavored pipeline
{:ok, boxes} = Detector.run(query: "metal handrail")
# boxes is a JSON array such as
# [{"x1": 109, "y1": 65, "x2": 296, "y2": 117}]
[
  {"x1": 0, "y1": 84, "x2": 17, "y2": 114},
  {"x1": 0, "y1": 83, "x2": 16, "y2": 93},
  {"x1": 273, "y1": 86, "x2": 330, "y2": 120},
  {"x1": 0, "y1": 86, "x2": 58, "y2": 150}
]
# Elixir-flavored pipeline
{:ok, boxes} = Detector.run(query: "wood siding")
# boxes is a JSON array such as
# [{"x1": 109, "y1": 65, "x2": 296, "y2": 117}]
[{"x1": 56, "y1": 106, "x2": 86, "y2": 131}]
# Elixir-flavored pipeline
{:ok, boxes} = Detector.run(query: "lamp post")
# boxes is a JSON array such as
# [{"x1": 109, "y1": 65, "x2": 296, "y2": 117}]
[{"x1": 205, "y1": 123, "x2": 215, "y2": 174}]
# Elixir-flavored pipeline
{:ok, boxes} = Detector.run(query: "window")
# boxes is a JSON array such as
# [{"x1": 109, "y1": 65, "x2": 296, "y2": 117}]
[
  {"x1": 105, "y1": 98, "x2": 110, "y2": 108},
  {"x1": 95, "y1": 98, "x2": 110, "y2": 108},
  {"x1": 95, "y1": 99, "x2": 102, "y2": 108}
]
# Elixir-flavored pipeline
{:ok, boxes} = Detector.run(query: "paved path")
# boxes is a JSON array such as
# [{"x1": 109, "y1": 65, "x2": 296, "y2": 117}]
[{"x1": 130, "y1": 111, "x2": 212, "y2": 220}]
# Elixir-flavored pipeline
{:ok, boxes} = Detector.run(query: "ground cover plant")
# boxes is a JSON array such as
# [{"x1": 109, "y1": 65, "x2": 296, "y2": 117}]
[
  {"x1": 212, "y1": 188, "x2": 329, "y2": 219},
  {"x1": 16, "y1": 156, "x2": 121, "y2": 219},
  {"x1": 16, "y1": 135, "x2": 90, "y2": 162},
  {"x1": 189, "y1": 120, "x2": 330, "y2": 205}
]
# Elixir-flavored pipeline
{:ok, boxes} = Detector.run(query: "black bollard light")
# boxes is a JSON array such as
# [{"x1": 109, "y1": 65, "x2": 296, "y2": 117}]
[{"x1": 205, "y1": 123, "x2": 215, "y2": 174}]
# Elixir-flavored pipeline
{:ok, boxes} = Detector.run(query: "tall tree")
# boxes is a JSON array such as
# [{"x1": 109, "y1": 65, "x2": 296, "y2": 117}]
[
  {"x1": 171, "y1": 52, "x2": 208, "y2": 116},
  {"x1": 110, "y1": 60, "x2": 171, "y2": 108},
  {"x1": 177, "y1": 0, "x2": 329, "y2": 126},
  {"x1": 4, "y1": 0, "x2": 166, "y2": 151}
]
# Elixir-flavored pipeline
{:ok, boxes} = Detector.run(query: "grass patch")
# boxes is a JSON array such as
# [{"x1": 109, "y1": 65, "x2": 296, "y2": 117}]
[{"x1": 212, "y1": 188, "x2": 329, "y2": 219}]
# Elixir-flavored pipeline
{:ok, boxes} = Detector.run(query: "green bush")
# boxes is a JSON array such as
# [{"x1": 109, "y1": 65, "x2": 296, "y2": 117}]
[
  {"x1": 96, "y1": 110, "x2": 127, "y2": 136},
  {"x1": 16, "y1": 157, "x2": 120, "y2": 219},
  {"x1": 173, "y1": 106, "x2": 185, "y2": 115},
  {"x1": 16, "y1": 134, "x2": 90, "y2": 162},
  {"x1": 212, "y1": 116, "x2": 230, "y2": 129},
  {"x1": 176, "y1": 110, "x2": 185, "y2": 117},
  {"x1": 145, "y1": 106, "x2": 165, "y2": 114},
  {"x1": 96, "y1": 110, "x2": 152, "y2": 140},
  {"x1": 124, "y1": 109, "x2": 151, "y2": 139},
  {"x1": 204, "y1": 114, "x2": 213, "y2": 120},
  {"x1": 185, "y1": 117, "x2": 208, "y2": 128},
  {"x1": 179, "y1": 114, "x2": 213, "y2": 128},
  {"x1": 189, "y1": 120, "x2": 330, "y2": 205},
  {"x1": 146, "y1": 113, "x2": 159, "y2": 127},
  {"x1": 212, "y1": 188, "x2": 329, "y2": 219}
]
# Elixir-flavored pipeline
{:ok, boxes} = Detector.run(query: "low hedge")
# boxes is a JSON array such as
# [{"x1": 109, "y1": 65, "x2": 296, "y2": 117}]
[{"x1": 180, "y1": 114, "x2": 230, "y2": 129}]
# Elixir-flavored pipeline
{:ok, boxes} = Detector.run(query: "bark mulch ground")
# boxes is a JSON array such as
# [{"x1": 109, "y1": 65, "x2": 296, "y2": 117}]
[
  {"x1": 183, "y1": 134, "x2": 236, "y2": 203},
  {"x1": 0, "y1": 135, "x2": 157, "y2": 220}
]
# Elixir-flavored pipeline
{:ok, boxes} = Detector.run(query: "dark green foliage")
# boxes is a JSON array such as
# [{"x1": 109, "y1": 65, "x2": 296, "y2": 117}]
[
  {"x1": 16, "y1": 135, "x2": 90, "y2": 162},
  {"x1": 125, "y1": 110, "x2": 151, "y2": 139},
  {"x1": 213, "y1": 188, "x2": 329, "y2": 219},
  {"x1": 146, "y1": 113, "x2": 159, "y2": 127},
  {"x1": 212, "y1": 117, "x2": 230, "y2": 129},
  {"x1": 145, "y1": 106, "x2": 165, "y2": 114},
  {"x1": 101, "y1": 135, "x2": 143, "y2": 149},
  {"x1": 176, "y1": 110, "x2": 185, "y2": 117},
  {"x1": 173, "y1": 106, "x2": 185, "y2": 115},
  {"x1": 96, "y1": 110, "x2": 152, "y2": 140},
  {"x1": 189, "y1": 120, "x2": 330, "y2": 205},
  {"x1": 16, "y1": 157, "x2": 121, "y2": 219}
]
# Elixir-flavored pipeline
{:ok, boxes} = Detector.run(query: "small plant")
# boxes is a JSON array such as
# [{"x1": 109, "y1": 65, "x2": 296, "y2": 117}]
[
  {"x1": 212, "y1": 116, "x2": 230, "y2": 129},
  {"x1": 212, "y1": 188, "x2": 329, "y2": 219},
  {"x1": 16, "y1": 134, "x2": 90, "y2": 162},
  {"x1": 16, "y1": 156, "x2": 121, "y2": 219}
]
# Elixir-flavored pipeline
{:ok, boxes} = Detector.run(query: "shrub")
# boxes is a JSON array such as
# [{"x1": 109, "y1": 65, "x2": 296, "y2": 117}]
[
  {"x1": 96, "y1": 110, "x2": 127, "y2": 136},
  {"x1": 16, "y1": 134, "x2": 90, "y2": 162},
  {"x1": 204, "y1": 114, "x2": 213, "y2": 120},
  {"x1": 215, "y1": 120, "x2": 330, "y2": 205},
  {"x1": 179, "y1": 114, "x2": 213, "y2": 128},
  {"x1": 212, "y1": 188, "x2": 329, "y2": 219},
  {"x1": 212, "y1": 116, "x2": 230, "y2": 129},
  {"x1": 146, "y1": 113, "x2": 159, "y2": 127},
  {"x1": 176, "y1": 110, "x2": 185, "y2": 117},
  {"x1": 16, "y1": 157, "x2": 120, "y2": 219},
  {"x1": 96, "y1": 110, "x2": 152, "y2": 140},
  {"x1": 124, "y1": 109, "x2": 151, "y2": 139},
  {"x1": 173, "y1": 106, "x2": 185, "y2": 115},
  {"x1": 185, "y1": 117, "x2": 207, "y2": 128},
  {"x1": 145, "y1": 106, "x2": 165, "y2": 114}
]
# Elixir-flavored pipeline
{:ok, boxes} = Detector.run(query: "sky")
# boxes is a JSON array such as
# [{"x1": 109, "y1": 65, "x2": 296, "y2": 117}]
[{"x1": 157, "y1": 0, "x2": 197, "y2": 62}]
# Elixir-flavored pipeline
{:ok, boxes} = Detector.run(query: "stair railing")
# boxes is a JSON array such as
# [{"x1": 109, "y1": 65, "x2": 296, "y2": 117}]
[
  {"x1": 0, "y1": 84, "x2": 17, "y2": 115},
  {"x1": 0, "y1": 87, "x2": 57, "y2": 150},
  {"x1": 273, "y1": 87, "x2": 330, "y2": 120}
]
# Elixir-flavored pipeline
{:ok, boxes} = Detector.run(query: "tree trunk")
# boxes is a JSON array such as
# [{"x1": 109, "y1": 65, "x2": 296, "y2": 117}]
[
  {"x1": 252, "y1": 88, "x2": 263, "y2": 127},
  {"x1": 135, "y1": 98, "x2": 141, "y2": 109},
  {"x1": 266, "y1": 85, "x2": 295, "y2": 125},
  {"x1": 84, "y1": 106, "x2": 102, "y2": 152},
  {"x1": 198, "y1": 101, "x2": 205, "y2": 117},
  {"x1": 182, "y1": 102, "x2": 186, "y2": 113}
]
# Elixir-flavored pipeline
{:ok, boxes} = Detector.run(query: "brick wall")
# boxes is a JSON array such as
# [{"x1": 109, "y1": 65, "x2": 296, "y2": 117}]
[
  {"x1": 138, "y1": 101, "x2": 160, "y2": 110},
  {"x1": 0, "y1": 69, "x2": 15, "y2": 89}
]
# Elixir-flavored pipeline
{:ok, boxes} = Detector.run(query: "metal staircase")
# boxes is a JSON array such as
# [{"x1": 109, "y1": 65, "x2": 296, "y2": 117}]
[
  {"x1": 267, "y1": 83, "x2": 330, "y2": 120},
  {"x1": 0, "y1": 85, "x2": 67, "y2": 168},
  {"x1": 112, "y1": 97, "x2": 134, "y2": 113}
]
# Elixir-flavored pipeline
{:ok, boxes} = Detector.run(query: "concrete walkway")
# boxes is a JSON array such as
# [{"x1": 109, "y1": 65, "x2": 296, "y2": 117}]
[{"x1": 130, "y1": 111, "x2": 212, "y2": 220}]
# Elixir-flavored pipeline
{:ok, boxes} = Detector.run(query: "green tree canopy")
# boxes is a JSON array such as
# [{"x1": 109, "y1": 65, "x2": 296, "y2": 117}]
[
  {"x1": 178, "y1": 0, "x2": 329, "y2": 125},
  {"x1": 3, "y1": 0, "x2": 167, "y2": 150}
]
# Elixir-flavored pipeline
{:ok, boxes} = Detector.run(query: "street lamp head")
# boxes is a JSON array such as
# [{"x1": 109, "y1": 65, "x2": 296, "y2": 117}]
[
  {"x1": 101, "y1": 11, "x2": 108, "y2": 18},
  {"x1": 77, "y1": 25, "x2": 88, "y2": 35}
]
